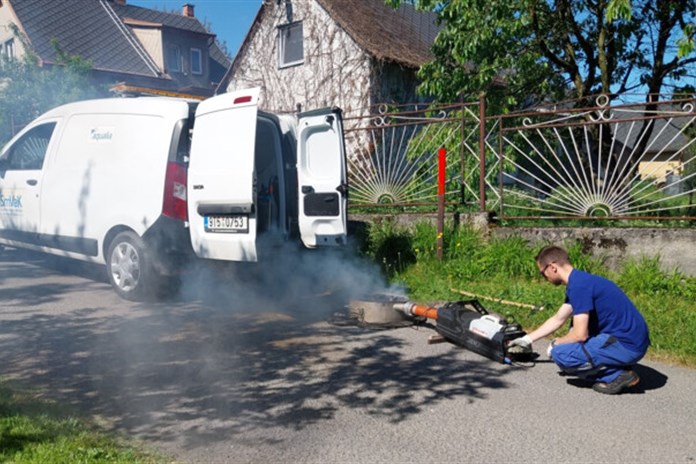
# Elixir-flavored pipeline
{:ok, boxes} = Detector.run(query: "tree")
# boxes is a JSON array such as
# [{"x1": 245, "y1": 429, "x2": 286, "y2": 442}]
[
  {"x1": 0, "y1": 26, "x2": 106, "y2": 144},
  {"x1": 387, "y1": 0, "x2": 696, "y2": 109}
]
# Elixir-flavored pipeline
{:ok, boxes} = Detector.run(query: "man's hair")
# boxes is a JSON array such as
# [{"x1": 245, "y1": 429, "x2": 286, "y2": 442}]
[{"x1": 535, "y1": 245, "x2": 571, "y2": 266}]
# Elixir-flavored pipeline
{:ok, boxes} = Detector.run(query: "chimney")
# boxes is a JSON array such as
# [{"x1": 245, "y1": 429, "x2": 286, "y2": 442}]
[
  {"x1": 182, "y1": 3, "x2": 195, "y2": 17},
  {"x1": 113, "y1": 0, "x2": 126, "y2": 5}
]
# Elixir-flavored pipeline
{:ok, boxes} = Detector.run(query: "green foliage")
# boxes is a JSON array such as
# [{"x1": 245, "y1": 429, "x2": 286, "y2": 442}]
[
  {"x1": 386, "y1": 0, "x2": 695, "y2": 110},
  {"x1": 564, "y1": 242, "x2": 608, "y2": 276},
  {"x1": 0, "y1": 26, "x2": 107, "y2": 145},
  {"x1": 362, "y1": 219, "x2": 417, "y2": 276},
  {"x1": 617, "y1": 255, "x2": 696, "y2": 298},
  {"x1": 677, "y1": 23, "x2": 695, "y2": 58},
  {"x1": 605, "y1": 0, "x2": 632, "y2": 22},
  {"x1": 0, "y1": 382, "x2": 165, "y2": 463}
]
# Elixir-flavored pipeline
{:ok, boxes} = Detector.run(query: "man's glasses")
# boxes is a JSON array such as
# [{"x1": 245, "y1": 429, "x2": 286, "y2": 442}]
[{"x1": 540, "y1": 261, "x2": 555, "y2": 277}]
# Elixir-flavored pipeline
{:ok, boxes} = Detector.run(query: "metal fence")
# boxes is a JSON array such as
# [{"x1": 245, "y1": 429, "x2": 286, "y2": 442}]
[
  {"x1": 343, "y1": 99, "x2": 486, "y2": 210},
  {"x1": 343, "y1": 95, "x2": 696, "y2": 224}
]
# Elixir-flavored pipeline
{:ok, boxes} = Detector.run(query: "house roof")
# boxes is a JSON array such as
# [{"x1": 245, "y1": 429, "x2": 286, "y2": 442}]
[
  {"x1": 316, "y1": 0, "x2": 440, "y2": 68},
  {"x1": 109, "y1": 2, "x2": 211, "y2": 36},
  {"x1": 6, "y1": 0, "x2": 231, "y2": 91},
  {"x1": 9, "y1": 0, "x2": 159, "y2": 76},
  {"x1": 612, "y1": 105, "x2": 692, "y2": 155},
  {"x1": 110, "y1": 1, "x2": 230, "y2": 84}
]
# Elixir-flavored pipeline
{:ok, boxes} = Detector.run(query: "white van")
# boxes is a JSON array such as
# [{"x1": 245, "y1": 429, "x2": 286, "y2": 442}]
[{"x1": 0, "y1": 88, "x2": 348, "y2": 300}]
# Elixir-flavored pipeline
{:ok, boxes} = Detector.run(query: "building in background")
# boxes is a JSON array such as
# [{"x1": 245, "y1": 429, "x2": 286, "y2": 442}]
[
  {"x1": 0, "y1": 0, "x2": 230, "y2": 98},
  {"x1": 219, "y1": 0, "x2": 440, "y2": 114}
]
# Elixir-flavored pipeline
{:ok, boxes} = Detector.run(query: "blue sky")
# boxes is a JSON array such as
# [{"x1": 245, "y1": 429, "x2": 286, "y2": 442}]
[{"x1": 127, "y1": 0, "x2": 263, "y2": 58}]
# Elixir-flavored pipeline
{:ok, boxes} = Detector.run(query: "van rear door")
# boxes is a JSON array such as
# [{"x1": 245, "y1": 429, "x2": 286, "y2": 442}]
[
  {"x1": 296, "y1": 108, "x2": 348, "y2": 248},
  {"x1": 188, "y1": 88, "x2": 259, "y2": 261}
]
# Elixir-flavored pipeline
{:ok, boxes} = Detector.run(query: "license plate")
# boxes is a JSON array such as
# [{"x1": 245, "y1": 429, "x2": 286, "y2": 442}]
[{"x1": 204, "y1": 214, "x2": 249, "y2": 233}]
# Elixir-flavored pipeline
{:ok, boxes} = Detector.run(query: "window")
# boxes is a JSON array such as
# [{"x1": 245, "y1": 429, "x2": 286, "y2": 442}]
[
  {"x1": 2, "y1": 38, "x2": 14, "y2": 59},
  {"x1": 1, "y1": 123, "x2": 56, "y2": 171},
  {"x1": 166, "y1": 44, "x2": 181, "y2": 73},
  {"x1": 278, "y1": 22, "x2": 303, "y2": 68},
  {"x1": 190, "y1": 48, "x2": 202, "y2": 75}
]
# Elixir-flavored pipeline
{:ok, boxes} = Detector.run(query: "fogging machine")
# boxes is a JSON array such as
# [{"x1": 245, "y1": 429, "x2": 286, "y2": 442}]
[{"x1": 394, "y1": 299, "x2": 531, "y2": 363}]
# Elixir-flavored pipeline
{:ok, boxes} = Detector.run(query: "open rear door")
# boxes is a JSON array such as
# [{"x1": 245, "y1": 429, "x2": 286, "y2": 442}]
[
  {"x1": 296, "y1": 108, "x2": 348, "y2": 248},
  {"x1": 188, "y1": 88, "x2": 259, "y2": 261}
]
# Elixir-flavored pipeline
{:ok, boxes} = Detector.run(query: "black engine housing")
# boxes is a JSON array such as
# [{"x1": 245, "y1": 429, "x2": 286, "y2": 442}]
[{"x1": 435, "y1": 300, "x2": 529, "y2": 363}]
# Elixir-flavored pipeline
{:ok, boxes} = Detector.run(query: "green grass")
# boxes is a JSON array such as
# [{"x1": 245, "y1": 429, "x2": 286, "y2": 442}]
[
  {"x1": 0, "y1": 382, "x2": 167, "y2": 464},
  {"x1": 364, "y1": 219, "x2": 696, "y2": 367}
]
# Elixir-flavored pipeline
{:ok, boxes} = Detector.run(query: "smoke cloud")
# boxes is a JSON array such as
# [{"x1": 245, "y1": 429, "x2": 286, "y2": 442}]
[{"x1": 178, "y1": 238, "x2": 402, "y2": 320}]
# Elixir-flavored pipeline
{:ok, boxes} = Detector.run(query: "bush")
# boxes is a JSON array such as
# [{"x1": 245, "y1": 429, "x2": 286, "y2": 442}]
[
  {"x1": 617, "y1": 255, "x2": 696, "y2": 298},
  {"x1": 362, "y1": 220, "x2": 416, "y2": 276}
]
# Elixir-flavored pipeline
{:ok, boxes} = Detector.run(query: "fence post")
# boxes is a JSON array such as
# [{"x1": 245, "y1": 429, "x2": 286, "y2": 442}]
[
  {"x1": 437, "y1": 147, "x2": 446, "y2": 260},
  {"x1": 460, "y1": 97, "x2": 467, "y2": 206},
  {"x1": 479, "y1": 92, "x2": 486, "y2": 212}
]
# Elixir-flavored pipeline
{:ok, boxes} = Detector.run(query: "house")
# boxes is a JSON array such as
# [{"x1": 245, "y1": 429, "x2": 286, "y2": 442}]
[
  {"x1": 218, "y1": 0, "x2": 440, "y2": 114},
  {"x1": 0, "y1": 0, "x2": 230, "y2": 98},
  {"x1": 612, "y1": 105, "x2": 694, "y2": 185}
]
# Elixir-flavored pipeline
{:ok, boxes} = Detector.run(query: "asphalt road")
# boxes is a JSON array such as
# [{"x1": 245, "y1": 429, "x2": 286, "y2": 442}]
[{"x1": 1, "y1": 247, "x2": 695, "y2": 463}]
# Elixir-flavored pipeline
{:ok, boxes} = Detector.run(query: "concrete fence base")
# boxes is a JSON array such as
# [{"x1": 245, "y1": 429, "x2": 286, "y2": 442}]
[{"x1": 491, "y1": 227, "x2": 696, "y2": 276}]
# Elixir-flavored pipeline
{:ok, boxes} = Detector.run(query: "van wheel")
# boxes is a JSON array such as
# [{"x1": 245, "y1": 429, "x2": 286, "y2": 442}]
[{"x1": 106, "y1": 231, "x2": 156, "y2": 301}]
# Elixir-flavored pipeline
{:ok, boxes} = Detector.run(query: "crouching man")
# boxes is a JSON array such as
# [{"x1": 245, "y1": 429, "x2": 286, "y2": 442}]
[{"x1": 509, "y1": 245, "x2": 650, "y2": 394}]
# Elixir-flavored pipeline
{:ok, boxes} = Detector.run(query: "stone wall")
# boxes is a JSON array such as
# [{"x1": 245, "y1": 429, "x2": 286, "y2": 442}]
[{"x1": 492, "y1": 227, "x2": 696, "y2": 276}]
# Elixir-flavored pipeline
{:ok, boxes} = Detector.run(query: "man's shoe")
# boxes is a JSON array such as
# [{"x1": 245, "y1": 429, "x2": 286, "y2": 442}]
[{"x1": 592, "y1": 369, "x2": 640, "y2": 395}]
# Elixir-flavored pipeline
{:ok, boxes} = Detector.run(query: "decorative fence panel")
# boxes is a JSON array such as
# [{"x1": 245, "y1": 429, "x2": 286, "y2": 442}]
[
  {"x1": 342, "y1": 100, "x2": 487, "y2": 210},
  {"x1": 493, "y1": 96, "x2": 696, "y2": 221},
  {"x1": 343, "y1": 95, "x2": 696, "y2": 224}
]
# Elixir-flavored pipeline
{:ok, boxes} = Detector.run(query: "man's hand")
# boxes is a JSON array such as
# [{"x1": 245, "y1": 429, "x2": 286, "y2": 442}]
[{"x1": 507, "y1": 334, "x2": 533, "y2": 354}]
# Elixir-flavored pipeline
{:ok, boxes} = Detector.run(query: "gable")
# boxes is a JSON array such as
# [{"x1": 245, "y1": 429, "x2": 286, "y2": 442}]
[{"x1": 219, "y1": 0, "x2": 439, "y2": 96}]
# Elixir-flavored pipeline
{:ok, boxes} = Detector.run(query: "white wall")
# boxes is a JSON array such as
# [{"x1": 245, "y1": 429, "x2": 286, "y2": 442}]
[{"x1": 226, "y1": 1, "x2": 372, "y2": 115}]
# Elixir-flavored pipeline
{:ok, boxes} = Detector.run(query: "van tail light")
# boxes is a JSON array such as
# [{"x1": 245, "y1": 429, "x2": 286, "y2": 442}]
[
  {"x1": 162, "y1": 161, "x2": 188, "y2": 221},
  {"x1": 234, "y1": 95, "x2": 252, "y2": 104}
]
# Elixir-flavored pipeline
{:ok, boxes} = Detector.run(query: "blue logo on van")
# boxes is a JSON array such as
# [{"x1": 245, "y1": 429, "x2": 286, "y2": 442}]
[
  {"x1": 90, "y1": 128, "x2": 113, "y2": 141},
  {"x1": 0, "y1": 194, "x2": 22, "y2": 209}
]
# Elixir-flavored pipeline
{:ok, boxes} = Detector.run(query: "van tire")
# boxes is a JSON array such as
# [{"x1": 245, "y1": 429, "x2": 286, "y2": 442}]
[{"x1": 106, "y1": 231, "x2": 157, "y2": 301}]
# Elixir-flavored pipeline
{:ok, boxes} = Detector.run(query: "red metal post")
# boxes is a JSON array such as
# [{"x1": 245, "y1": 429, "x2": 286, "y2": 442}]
[{"x1": 437, "y1": 147, "x2": 446, "y2": 260}]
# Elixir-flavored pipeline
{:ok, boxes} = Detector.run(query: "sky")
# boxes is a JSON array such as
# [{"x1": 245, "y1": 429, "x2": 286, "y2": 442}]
[{"x1": 127, "y1": 0, "x2": 263, "y2": 58}]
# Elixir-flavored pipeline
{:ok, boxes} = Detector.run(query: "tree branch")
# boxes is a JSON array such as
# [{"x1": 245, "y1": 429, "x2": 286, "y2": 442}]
[{"x1": 529, "y1": 1, "x2": 584, "y2": 95}]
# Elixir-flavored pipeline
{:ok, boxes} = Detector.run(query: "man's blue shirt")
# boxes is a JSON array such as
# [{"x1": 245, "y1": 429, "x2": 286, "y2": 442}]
[{"x1": 566, "y1": 269, "x2": 650, "y2": 353}]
